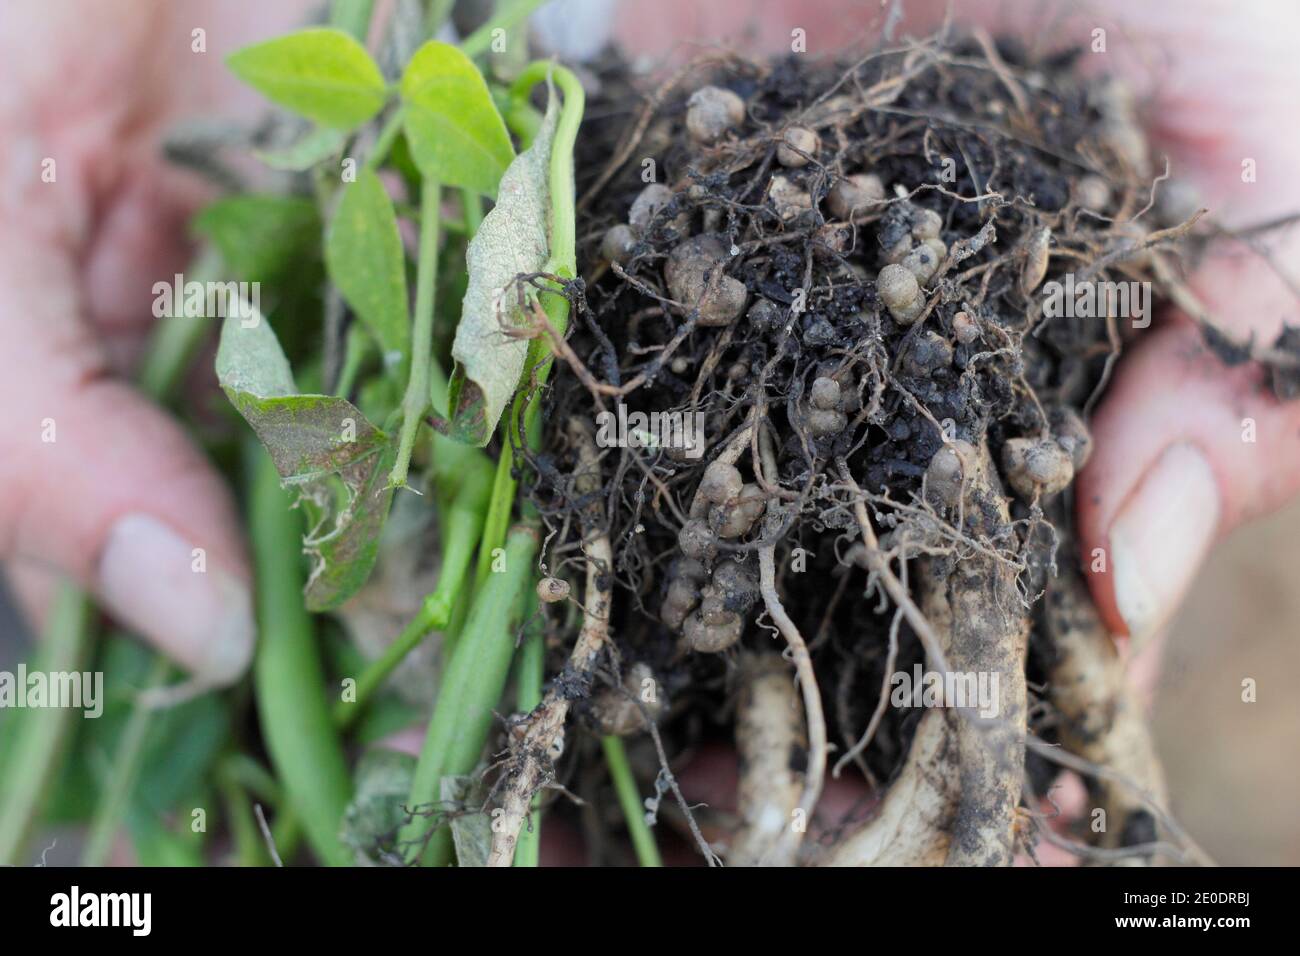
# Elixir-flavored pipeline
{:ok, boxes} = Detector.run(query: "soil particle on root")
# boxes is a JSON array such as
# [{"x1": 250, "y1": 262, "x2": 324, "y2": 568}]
[{"x1": 498, "y1": 30, "x2": 1276, "y2": 867}]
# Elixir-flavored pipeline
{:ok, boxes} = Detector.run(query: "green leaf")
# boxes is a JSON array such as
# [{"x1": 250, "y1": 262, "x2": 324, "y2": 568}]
[
  {"x1": 301, "y1": 439, "x2": 397, "y2": 609},
  {"x1": 326, "y1": 169, "x2": 410, "y2": 376},
  {"x1": 254, "y1": 126, "x2": 347, "y2": 171},
  {"x1": 227, "y1": 28, "x2": 387, "y2": 130},
  {"x1": 192, "y1": 195, "x2": 320, "y2": 284},
  {"x1": 441, "y1": 775, "x2": 492, "y2": 868},
  {"x1": 341, "y1": 739, "x2": 415, "y2": 864},
  {"x1": 399, "y1": 40, "x2": 514, "y2": 196},
  {"x1": 446, "y1": 92, "x2": 558, "y2": 445},
  {"x1": 216, "y1": 309, "x2": 394, "y2": 610},
  {"x1": 43, "y1": 636, "x2": 229, "y2": 825},
  {"x1": 136, "y1": 694, "x2": 229, "y2": 814}
]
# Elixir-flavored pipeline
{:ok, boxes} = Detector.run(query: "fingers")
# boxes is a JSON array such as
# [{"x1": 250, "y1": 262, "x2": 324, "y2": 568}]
[
  {"x1": 611, "y1": 0, "x2": 891, "y2": 62},
  {"x1": 1078, "y1": 318, "x2": 1300, "y2": 644},
  {"x1": 1076, "y1": 99, "x2": 1300, "y2": 645},
  {"x1": 0, "y1": 240, "x2": 254, "y2": 686}
]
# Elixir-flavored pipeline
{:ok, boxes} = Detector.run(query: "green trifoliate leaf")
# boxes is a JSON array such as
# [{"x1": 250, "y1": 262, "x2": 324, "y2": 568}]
[
  {"x1": 227, "y1": 28, "x2": 387, "y2": 130},
  {"x1": 216, "y1": 308, "x2": 394, "y2": 610},
  {"x1": 326, "y1": 168, "x2": 411, "y2": 377},
  {"x1": 446, "y1": 92, "x2": 559, "y2": 445},
  {"x1": 399, "y1": 40, "x2": 514, "y2": 196}
]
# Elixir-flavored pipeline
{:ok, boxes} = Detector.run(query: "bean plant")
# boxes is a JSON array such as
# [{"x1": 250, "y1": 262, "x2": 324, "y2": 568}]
[{"x1": 0, "y1": 0, "x2": 600, "y2": 868}]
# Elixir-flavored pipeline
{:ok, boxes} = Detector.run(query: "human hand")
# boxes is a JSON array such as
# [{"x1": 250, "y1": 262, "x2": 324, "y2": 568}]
[{"x1": 0, "y1": 0, "x2": 309, "y2": 683}]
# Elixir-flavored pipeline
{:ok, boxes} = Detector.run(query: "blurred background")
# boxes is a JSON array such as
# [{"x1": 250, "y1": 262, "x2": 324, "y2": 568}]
[{"x1": 1150, "y1": 503, "x2": 1300, "y2": 865}]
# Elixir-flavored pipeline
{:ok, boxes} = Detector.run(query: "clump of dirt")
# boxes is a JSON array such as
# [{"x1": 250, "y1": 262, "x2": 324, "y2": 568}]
[{"x1": 500, "y1": 33, "x2": 1255, "y2": 866}]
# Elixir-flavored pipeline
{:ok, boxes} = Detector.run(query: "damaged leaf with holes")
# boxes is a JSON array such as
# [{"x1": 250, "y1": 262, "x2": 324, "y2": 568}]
[{"x1": 216, "y1": 312, "x2": 394, "y2": 611}]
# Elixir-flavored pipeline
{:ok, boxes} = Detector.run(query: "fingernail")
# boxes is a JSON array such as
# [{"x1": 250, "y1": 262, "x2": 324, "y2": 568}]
[
  {"x1": 1108, "y1": 443, "x2": 1219, "y2": 645},
  {"x1": 97, "y1": 513, "x2": 255, "y2": 685}
]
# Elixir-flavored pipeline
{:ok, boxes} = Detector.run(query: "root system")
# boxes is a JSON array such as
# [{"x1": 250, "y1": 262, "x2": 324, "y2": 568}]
[{"x1": 493, "y1": 30, "x2": 1283, "y2": 866}]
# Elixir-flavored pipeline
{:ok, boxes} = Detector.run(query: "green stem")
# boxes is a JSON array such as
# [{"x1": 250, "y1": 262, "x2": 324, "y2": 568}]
[
  {"x1": 489, "y1": 16, "x2": 530, "y2": 82},
  {"x1": 138, "y1": 247, "x2": 222, "y2": 399},
  {"x1": 270, "y1": 811, "x2": 302, "y2": 864},
  {"x1": 424, "y1": 0, "x2": 457, "y2": 37},
  {"x1": 334, "y1": 601, "x2": 436, "y2": 731},
  {"x1": 334, "y1": 323, "x2": 373, "y2": 399},
  {"x1": 220, "y1": 753, "x2": 282, "y2": 807},
  {"x1": 0, "y1": 584, "x2": 92, "y2": 865},
  {"x1": 329, "y1": 407, "x2": 491, "y2": 725},
  {"x1": 460, "y1": 0, "x2": 547, "y2": 58},
  {"x1": 330, "y1": 0, "x2": 374, "y2": 41},
  {"x1": 400, "y1": 524, "x2": 539, "y2": 865},
  {"x1": 427, "y1": 462, "x2": 492, "y2": 620},
  {"x1": 129, "y1": 812, "x2": 205, "y2": 867},
  {"x1": 390, "y1": 177, "x2": 441, "y2": 489},
  {"x1": 222, "y1": 751, "x2": 292, "y2": 865},
  {"x1": 218, "y1": 766, "x2": 268, "y2": 867},
  {"x1": 473, "y1": 443, "x2": 518, "y2": 589},
  {"x1": 365, "y1": 106, "x2": 406, "y2": 172},
  {"x1": 250, "y1": 451, "x2": 354, "y2": 866},
  {"x1": 511, "y1": 594, "x2": 544, "y2": 867},
  {"x1": 81, "y1": 656, "x2": 172, "y2": 866},
  {"x1": 442, "y1": 423, "x2": 517, "y2": 669},
  {"x1": 504, "y1": 99, "x2": 544, "y2": 147},
  {"x1": 510, "y1": 62, "x2": 583, "y2": 276},
  {"x1": 602, "y1": 736, "x2": 662, "y2": 867},
  {"x1": 461, "y1": 188, "x2": 483, "y2": 237}
]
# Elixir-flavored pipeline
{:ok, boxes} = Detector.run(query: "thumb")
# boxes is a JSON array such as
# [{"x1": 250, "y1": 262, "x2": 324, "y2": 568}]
[
  {"x1": 1078, "y1": 252, "x2": 1300, "y2": 645},
  {"x1": 0, "y1": 243, "x2": 255, "y2": 686}
]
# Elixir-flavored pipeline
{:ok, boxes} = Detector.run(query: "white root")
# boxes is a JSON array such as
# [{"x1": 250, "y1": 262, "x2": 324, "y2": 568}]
[
  {"x1": 1043, "y1": 562, "x2": 1168, "y2": 861},
  {"x1": 487, "y1": 421, "x2": 613, "y2": 867},
  {"x1": 727, "y1": 654, "x2": 809, "y2": 866},
  {"x1": 822, "y1": 440, "x2": 1029, "y2": 866},
  {"x1": 821, "y1": 558, "x2": 960, "y2": 866},
  {"x1": 757, "y1": 527, "x2": 827, "y2": 866},
  {"x1": 932, "y1": 441, "x2": 1030, "y2": 866},
  {"x1": 821, "y1": 707, "x2": 958, "y2": 866}
]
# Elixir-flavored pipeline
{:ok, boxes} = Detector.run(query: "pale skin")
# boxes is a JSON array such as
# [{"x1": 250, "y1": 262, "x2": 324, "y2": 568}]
[
  {"x1": 1, "y1": 0, "x2": 1295, "y2": 862},
  {"x1": 0, "y1": 0, "x2": 312, "y2": 682}
]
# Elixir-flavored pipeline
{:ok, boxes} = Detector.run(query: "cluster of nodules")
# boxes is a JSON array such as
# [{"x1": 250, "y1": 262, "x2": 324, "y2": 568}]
[
  {"x1": 597, "y1": 81, "x2": 970, "y2": 353},
  {"x1": 1000, "y1": 404, "x2": 1093, "y2": 500},
  {"x1": 663, "y1": 460, "x2": 764, "y2": 653},
  {"x1": 875, "y1": 205, "x2": 948, "y2": 325},
  {"x1": 924, "y1": 404, "x2": 1094, "y2": 508}
]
